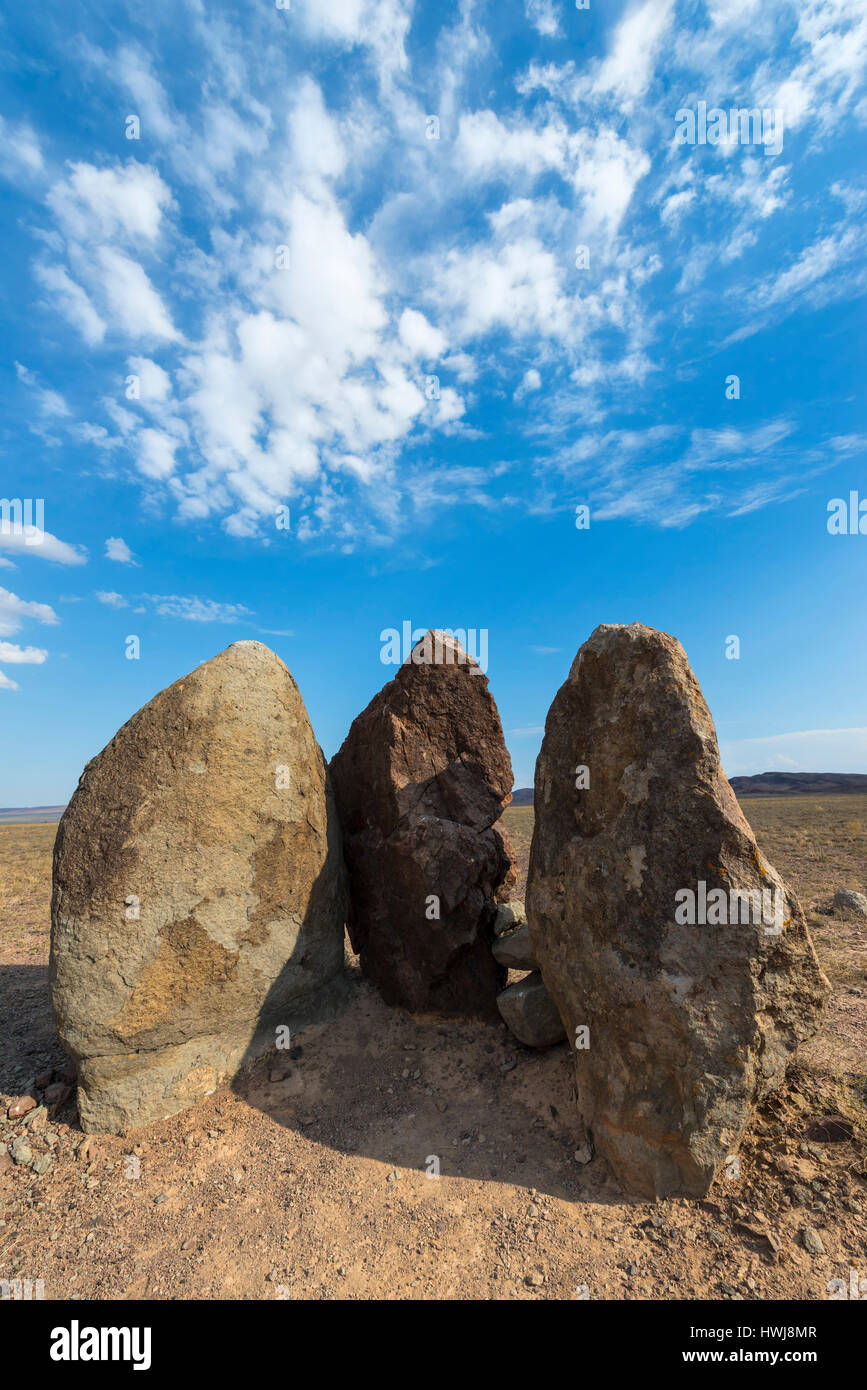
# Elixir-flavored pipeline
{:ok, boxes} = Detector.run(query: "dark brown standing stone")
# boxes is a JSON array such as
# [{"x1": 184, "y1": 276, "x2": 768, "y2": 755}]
[
  {"x1": 526, "y1": 622, "x2": 829, "y2": 1199},
  {"x1": 330, "y1": 630, "x2": 515, "y2": 1018}
]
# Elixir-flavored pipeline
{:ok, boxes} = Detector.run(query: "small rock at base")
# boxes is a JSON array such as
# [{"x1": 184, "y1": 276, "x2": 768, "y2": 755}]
[
  {"x1": 496, "y1": 973, "x2": 566, "y2": 1048},
  {"x1": 801, "y1": 1226, "x2": 825, "y2": 1255},
  {"x1": 8, "y1": 1095, "x2": 36, "y2": 1119},
  {"x1": 832, "y1": 888, "x2": 867, "y2": 917},
  {"x1": 493, "y1": 901, "x2": 527, "y2": 939},
  {"x1": 491, "y1": 922, "x2": 538, "y2": 971}
]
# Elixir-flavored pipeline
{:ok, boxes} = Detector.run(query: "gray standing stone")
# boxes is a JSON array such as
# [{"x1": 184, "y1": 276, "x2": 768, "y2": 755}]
[
  {"x1": 526, "y1": 623, "x2": 829, "y2": 1199},
  {"x1": 51, "y1": 641, "x2": 346, "y2": 1133}
]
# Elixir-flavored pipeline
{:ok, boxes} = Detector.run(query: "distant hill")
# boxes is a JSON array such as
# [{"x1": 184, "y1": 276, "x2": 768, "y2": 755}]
[
  {"x1": 727, "y1": 773, "x2": 867, "y2": 797},
  {"x1": 0, "y1": 805, "x2": 66, "y2": 825},
  {"x1": 510, "y1": 788, "x2": 534, "y2": 805},
  {"x1": 509, "y1": 773, "x2": 867, "y2": 806}
]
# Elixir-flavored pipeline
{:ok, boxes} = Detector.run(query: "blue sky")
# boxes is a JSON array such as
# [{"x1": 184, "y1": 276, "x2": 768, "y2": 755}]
[{"x1": 1, "y1": 0, "x2": 865, "y2": 805}]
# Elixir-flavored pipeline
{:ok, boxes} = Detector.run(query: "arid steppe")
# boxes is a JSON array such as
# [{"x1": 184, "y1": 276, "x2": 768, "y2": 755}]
[{"x1": 1, "y1": 796, "x2": 865, "y2": 1300}]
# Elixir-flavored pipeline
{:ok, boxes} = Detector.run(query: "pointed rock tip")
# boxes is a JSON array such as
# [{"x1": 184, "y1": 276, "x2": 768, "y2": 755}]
[{"x1": 407, "y1": 628, "x2": 478, "y2": 666}]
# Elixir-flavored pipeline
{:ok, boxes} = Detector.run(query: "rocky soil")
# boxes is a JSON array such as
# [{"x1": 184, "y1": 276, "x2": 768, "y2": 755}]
[{"x1": 1, "y1": 803, "x2": 865, "y2": 1301}]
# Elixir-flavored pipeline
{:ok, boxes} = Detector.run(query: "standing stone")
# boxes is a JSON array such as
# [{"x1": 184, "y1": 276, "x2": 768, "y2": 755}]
[
  {"x1": 330, "y1": 630, "x2": 515, "y2": 1018},
  {"x1": 51, "y1": 641, "x2": 346, "y2": 1133},
  {"x1": 526, "y1": 623, "x2": 828, "y2": 1199}
]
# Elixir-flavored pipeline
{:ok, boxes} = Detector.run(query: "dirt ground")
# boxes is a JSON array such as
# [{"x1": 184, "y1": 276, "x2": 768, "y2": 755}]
[{"x1": 1, "y1": 798, "x2": 865, "y2": 1301}]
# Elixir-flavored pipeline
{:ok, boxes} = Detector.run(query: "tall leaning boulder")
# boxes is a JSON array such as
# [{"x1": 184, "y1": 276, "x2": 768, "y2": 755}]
[
  {"x1": 527, "y1": 623, "x2": 828, "y2": 1199},
  {"x1": 330, "y1": 630, "x2": 515, "y2": 1018},
  {"x1": 50, "y1": 641, "x2": 346, "y2": 1133}
]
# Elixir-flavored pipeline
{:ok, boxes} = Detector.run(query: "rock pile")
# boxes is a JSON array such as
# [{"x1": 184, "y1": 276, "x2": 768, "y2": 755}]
[
  {"x1": 330, "y1": 630, "x2": 516, "y2": 1019},
  {"x1": 526, "y1": 622, "x2": 829, "y2": 1198},
  {"x1": 50, "y1": 641, "x2": 346, "y2": 1133}
]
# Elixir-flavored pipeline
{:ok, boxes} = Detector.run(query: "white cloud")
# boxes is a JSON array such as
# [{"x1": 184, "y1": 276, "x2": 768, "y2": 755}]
[
  {"x1": 514, "y1": 368, "x2": 542, "y2": 400},
  {"x1": 525, "y1": 0, "x2": 562, "y2": 38},
  {"x1": 543, "y1": 417, "x2": 825, "y2": 528},
  {"x1": 0, "y1": 117, "x2": 44, "y2": 181},
  {"x1": 0, "y1": 641, "x2": 48, "y2": 663},
  {"x1": 47, "y1": 161, "x2": 172, "y2": 243},
  {"x1": 592, "y1": 0, "x2": 675, "y2": 104},
  {"x1": 660, "y1": 189, "x2": 696, "y2": 224},
  {"x1": 127, "y1": 357, "x2": 173, "y2": 403},
  {"x1": 570, "y1": 128, "x2": 650, "y2": 236},
  {"x1": 95, "y1": 590, "x2": 129, "y2": 608},
  {"x1": 105, "y1": 537, "x2": 139, "y2": 565},
  {"x1": 34, "y1": 265, "x2": 106, "y2": 344},
  {"x1": 755, "y1": 226, "x2": 861, "y2": 308},
  {"x1": 136, "y1": 427, "x2": 179, "y2": 480},
  {"x1": 456, "y1": 110, "x2": 566, "y2": 181},
  {"x1": 142, "y1": 593, "x2": 252, "y2": 622},
  {"x1": 97, "y1": 248, "x2": 178, "y2": 341},
  {"x1": 14, "y1": 1, "x2": 867, "y2": 548},
  {"x1": 435, "y1": 232, "x2": 571, "y2": 342},
  {"x1": 296, "y1": 0, "x2": 413, "y2": 80},
  {"x1": 398, "y1": 308, "x2": 447, "y2": 360},
  {"x1": 0, "y1": 525, "x2": 86, "y2": 566},
  {"x1": 0, "y1": 588, "x2": 59, "y2": 636},
  {"x1": 15, "y1": 362, "x2": 70, "y2": 417}
]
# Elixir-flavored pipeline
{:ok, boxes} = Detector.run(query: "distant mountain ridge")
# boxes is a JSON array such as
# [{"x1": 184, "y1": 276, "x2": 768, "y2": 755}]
[
  {"x1": 509, "y1": 788, "x2": 534, "y2": 805},
  {"x1": 727, "y1": 772, "x2": 867, "y2": 796},
  {"x1": 509, "y1": 773, "x2": 867, "y2": 806}
]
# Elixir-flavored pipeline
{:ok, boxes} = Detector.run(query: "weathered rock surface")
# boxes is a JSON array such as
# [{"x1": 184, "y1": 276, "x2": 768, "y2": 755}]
[
  {"x1": 496, "y1": 973, "x2": 566, "y2": 1047},
  {"x1": 51, "y1": 641, "x2": 346, "y2": 1133},
  {"x1": 526, "y1": 622, "x2": 829, "y2": 1199},
  {"x1": 833, "y1": 888, "x2": 867, "y2": 917},
  {"x1": 492, "y1": 921, "x2": 538, "y2": 971},
  {"x1": 493, "y1": 900, "x2": 526, "y2": 938},
  {"x1": 329, "y1": 630, "x2": 515, "y2": 1018}
]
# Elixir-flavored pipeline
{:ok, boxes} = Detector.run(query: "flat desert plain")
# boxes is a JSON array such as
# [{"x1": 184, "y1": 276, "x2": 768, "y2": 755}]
[{"x1": 0, "y1": 797, "x2": 865, "y2": 1301}]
